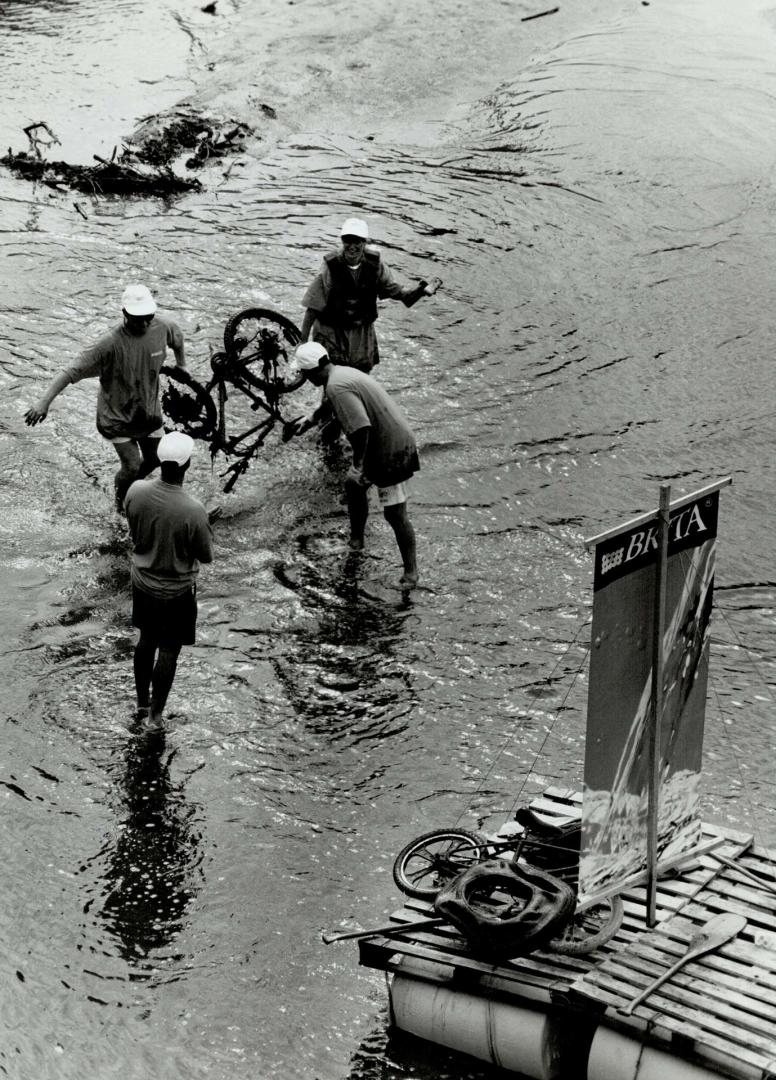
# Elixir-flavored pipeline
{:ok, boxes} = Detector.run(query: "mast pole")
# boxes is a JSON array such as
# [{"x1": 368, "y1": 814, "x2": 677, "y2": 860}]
[{"x1": 646, "y1": 483, "x2": 670, "y2": 927}]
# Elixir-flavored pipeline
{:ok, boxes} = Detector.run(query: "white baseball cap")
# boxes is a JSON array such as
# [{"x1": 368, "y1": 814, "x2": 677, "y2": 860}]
[
  {"x1": 121, "y1": 283, "x2": 157, "y2": 316},
  {"x1": 292, "y1": 341, "x2": 329, "y2": 371},
  {"x1": 340, "y1": 217, "x2": 368, "y2": 240},
  {"x1": 157, "y1": 430, "x2": 193, "y2": 465}
]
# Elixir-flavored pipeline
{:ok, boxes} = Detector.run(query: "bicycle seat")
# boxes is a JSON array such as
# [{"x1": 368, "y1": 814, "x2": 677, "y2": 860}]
[
  {"x1": 434, "y1": 858, "x2": 575, "y2": 961},
  {"x1": 514, "y1": 807, "x2": 581, "y2": 842}
]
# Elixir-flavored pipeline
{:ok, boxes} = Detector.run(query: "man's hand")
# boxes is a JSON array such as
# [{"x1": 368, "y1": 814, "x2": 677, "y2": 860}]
[
  {"x1": 423, "y1": 276, "x2": 442, "y2": 296},
  {"x1": 346, "y1": 464, "x2": 369, "y2": 488},
  {"x1": 282, "y1": 405, "x2": 323, "y2": 441},
  {"x1": 24, "y1": 403, "x2": 48, "y2": 426}
]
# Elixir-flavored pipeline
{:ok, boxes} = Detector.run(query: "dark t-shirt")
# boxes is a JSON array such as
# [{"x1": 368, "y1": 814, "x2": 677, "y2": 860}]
[
  {"x1": 125, "y1": 478, "x2": 213, "y2": 598},
  {"x1": 65, "y1": 316, "x2": 183, "y2": 439},
  {"x1": 325, "y1": 366, "x2": 419, "y2": 487}
]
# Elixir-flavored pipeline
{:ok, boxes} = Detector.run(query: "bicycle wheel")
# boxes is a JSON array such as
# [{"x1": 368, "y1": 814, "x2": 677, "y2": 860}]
[
  {"x1": 222, "y1": 308, "x2": 304, "y2": 395},
  {"x1": 160, "y1": 365, "x2": 218, "y2": 441},
  {"x1": 546, "y1": 894, "x2": 623, "y2": 955},
  {"x1": 393, "y1": 828, "x2": 489, "y2": 901}
]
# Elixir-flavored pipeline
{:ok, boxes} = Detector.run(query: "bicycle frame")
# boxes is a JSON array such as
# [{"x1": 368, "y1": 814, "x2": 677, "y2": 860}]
[{"x1": 159, "y1": 308, "x2": 306, "y2": 492}]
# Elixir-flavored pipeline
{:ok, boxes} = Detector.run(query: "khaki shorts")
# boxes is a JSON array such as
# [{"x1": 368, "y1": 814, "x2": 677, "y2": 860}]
[{"x1": 376, "y1": 481, "x2": 408, "y2": 508}]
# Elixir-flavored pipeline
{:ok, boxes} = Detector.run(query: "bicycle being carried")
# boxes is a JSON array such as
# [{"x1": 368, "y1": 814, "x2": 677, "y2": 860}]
[
  {"x1": 160, "y1": 308, "x2": 307, "y2": 493},
  {"x1": 391, "y1": 808, "x2": 624, "y2": 958}
]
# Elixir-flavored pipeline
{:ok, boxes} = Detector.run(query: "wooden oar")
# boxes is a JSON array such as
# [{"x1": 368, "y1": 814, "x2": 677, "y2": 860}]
[
  {"x1": 321, "y1": 916, "x2": 445, "y2": 945},
  {"x1": 618, "y1": 912, "x2": 747, "y2": 1016}
]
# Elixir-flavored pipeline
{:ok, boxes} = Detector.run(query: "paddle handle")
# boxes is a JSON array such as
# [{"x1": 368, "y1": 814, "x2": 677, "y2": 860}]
[
  {"x1": 619, "y1": 952, "x2": 692, "y2": 1016},
  {"x1": 618, "y1": 913, "x2": 746, "y2": 1017},
  {"x1": 321, "y1": 916, "x2": 444, "y2": 945}
]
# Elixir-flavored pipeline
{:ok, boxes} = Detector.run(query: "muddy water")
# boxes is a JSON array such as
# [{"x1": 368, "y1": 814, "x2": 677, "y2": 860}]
[{"x1": 2, "y1": 0, "x2": 776, "y2": 1077}]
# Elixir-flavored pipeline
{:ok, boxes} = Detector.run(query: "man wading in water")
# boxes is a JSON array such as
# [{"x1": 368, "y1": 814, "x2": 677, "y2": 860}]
[
  {"x1": 24, "y1": 284, "x2": 186, "y2": 512},
  {"x1": 291, "y1": 341, "x2": 419, "y2": 589},
  {"x1": 125, "y1": 431, "x2": 213, "y2": 731},
  {"x1": 299, "y1": 217, "x2": 440, "y2": 373}
]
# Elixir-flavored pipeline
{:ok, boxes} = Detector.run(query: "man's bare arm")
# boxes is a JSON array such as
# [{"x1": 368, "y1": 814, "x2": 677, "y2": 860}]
[{"x1": 24, "y1": 371, "x2": 72, "y2": 425}]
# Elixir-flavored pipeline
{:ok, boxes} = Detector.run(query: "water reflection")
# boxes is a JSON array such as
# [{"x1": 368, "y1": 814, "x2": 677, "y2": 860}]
[
  {"x1": 272, "y1": 529, "x2": 417, "y2": 742},
  {"x1": 99, "y1": 729, "x2": 202, "y2": 966},
  {"x1": 346, "y1": 1021, "x2": 500, "y2": 1080}
]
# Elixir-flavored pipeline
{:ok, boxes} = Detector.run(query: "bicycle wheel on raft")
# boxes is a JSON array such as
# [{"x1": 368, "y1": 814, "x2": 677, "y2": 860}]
[
  {"x1": 222, "y1": 308, "x2": 304, "y2": 396},
  {"x1": 393, "y1": 828, "x2": 490, "y2": 901},
  {"x1": 546, "y1": 894, "x2": 624, "y2": 955},
  {"x1": 160, "y1": 365, "x2": 218, "y2": 441}
]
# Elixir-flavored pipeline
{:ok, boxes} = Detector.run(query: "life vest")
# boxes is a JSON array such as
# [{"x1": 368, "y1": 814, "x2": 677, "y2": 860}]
[
  {"x1": 434, "y1": 858, "x2": 575, "y2": 961},
  {"x1": 320, "y1": 249, "x2": 380, "y2": 329}
]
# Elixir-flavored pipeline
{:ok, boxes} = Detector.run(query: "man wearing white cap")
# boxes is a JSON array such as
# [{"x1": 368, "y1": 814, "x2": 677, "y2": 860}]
[
  {"x1": 291, "y1": 341, "x2": 419, "y2": 588},
  {"x1": 299, "y1": 217, "x2": 439, "y2": 373},
  {"x1": 124, "y1": 430, "x2": 213, "y2": 730},
  {"x1": 24, "y1": 284, "x2": 186, "y2": 511}
]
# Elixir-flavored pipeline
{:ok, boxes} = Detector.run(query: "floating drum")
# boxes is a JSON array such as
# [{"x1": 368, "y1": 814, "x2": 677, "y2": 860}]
[
  {"x1": 588, "y1": 1027, "x2": 718, "y2": 1080},
  {"x1": 390, "y1": 975, "x2": 566, "y2": 1080}
]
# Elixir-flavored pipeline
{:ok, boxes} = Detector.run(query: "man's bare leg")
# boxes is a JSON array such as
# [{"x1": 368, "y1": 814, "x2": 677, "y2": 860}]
[
  {"x1": 112, "y1": 440, "x2": 142, "y2": 510},
  {"x1": 384, "y1": 502, "x2": 418, "y2": 587},
  {"x1": 149, "y1": 644, "x2": 183, "y2": 727},
  {"x1": 133, "y1": 633, "x2": 156, "y2": 716},
  {"x1": 137, "y1": 435, "x2": 161, "y2": 479},
  {"x1": 344, "y1": 476, "x2": 369, "y2": 551}
]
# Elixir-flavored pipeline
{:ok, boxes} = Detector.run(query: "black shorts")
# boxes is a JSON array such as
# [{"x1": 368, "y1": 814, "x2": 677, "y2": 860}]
[{"x1": 132, "y1": 583, "x2": 197, "y2": 646}]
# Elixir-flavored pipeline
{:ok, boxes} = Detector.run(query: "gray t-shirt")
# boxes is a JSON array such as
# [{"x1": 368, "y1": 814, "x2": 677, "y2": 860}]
[
  {"x1": 325, "y1": 366, "x2": 419, "y2": 487},
  {"x1": 125, "y1": 478, "x2": 213, "y2": 598},
  {"x1": 65, "y1": 316, "x2": 183, "y2": 440}
]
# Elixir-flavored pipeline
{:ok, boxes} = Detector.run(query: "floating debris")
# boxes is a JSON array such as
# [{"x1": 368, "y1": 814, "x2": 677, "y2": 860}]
[
  {"x1": 0, "y1": 106, "x2": 257, "y2": 197},
  {"x1": 521, "y1": 5, "x2": 559, "y2": 20},
  {"x1": 0, "y1": 147, "x2": 202, "y2": 197},
  {"x1": 1, "y1": 123, "x2": 201, "y2": 197},
  {"x1": 123, "y1": 108, "x2": 254, "y2": 170}
]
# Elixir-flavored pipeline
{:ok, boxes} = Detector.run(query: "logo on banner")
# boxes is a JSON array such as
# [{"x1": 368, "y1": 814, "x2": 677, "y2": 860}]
[{"x1": 595, "y1": 494, "x2": 718, "y2": 589}]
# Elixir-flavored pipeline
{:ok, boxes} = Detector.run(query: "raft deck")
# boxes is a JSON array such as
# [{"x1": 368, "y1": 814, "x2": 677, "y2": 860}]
[{"x1": 358, "y1": 788, "x2": 776, "y2": 1080}]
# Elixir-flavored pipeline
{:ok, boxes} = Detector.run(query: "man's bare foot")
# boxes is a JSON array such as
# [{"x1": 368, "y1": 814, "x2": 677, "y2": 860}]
[
  {"x1": 143, "y1": 711, "x2": 163, "y2": 732},
  {"x1": 399, "y1": 571, "x2": 418, "y2": 589}
]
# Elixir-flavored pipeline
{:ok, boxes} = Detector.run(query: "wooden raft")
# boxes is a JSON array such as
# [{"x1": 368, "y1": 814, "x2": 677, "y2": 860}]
[
  {"x1": 570, "y1": 840, "x2": 776, "y2": 1080},
  {"x1": 359, "y1": 788, "x2": 776, "y2": 1076}
]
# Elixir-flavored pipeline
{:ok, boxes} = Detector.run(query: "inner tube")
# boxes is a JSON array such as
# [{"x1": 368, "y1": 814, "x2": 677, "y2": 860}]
[{"x1": 434, "y1": 858, "x2": 575, "y2": 961}]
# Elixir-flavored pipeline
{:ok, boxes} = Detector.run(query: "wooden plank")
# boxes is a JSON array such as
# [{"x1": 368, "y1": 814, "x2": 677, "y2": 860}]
[
  {"x1": 394, "y1": 927, "x2": 591, "y2": 981},
  {"x1": 586, "y1": 970, "x2": 776, "y2": 1059},
  {"x1": 679, "y1": 897, "x2": 776, "y2": 936},
  {"x1": 539, "y1": 786, "x2": 582, "y2": 806},
  {"x1": 379, "y1": 902, "x2": 595, "y2": 981},
  {"x1": 618, "y1": 837, "x2": 753, "y2": 914},
  {"x1": 597, "y1": 953, "x2": 776, "y2": 1023},
  {"x1": 597, "y1": 932, "x2": 776, "y2": 985},
  {"x1": 383, "y1": 951, "x2": 564, "y2": 1006},
  {"x1": 361, "y1": 936, "x2": 560, "y2": 1003},
  {"x1": 580, "y1": 977, "x2": 776, "y2": 1068},
  {"x1": 702, "y1": 876, "x2": 776, "y2": 914}
]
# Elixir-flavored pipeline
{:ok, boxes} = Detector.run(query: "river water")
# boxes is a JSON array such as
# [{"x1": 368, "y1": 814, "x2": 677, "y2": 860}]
[{"x1": 2, "y1": 0, "x2": 776, "y2": 1077}]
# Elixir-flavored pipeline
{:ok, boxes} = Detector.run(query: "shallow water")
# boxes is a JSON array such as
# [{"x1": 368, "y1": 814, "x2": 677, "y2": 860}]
[{"x1": 2, "y1": 0, "x2": 776, "y2": 1077}]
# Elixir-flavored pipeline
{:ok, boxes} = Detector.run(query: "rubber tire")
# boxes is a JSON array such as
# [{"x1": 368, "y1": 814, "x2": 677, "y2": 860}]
[
  {"x1": 160, "y1": 365, "x2": 218, "y2": 440},
  {"x1": 393, "y1": 828, "x2": 490, "y2": 901},
  {"x1": 222, "y1": 307, "x2": 304, "y2": 395},
  {"x1": 546, "y1": 894, "x2": 624, "y2": 955}
]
